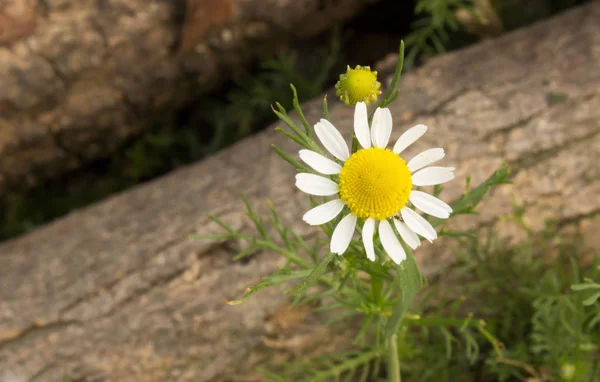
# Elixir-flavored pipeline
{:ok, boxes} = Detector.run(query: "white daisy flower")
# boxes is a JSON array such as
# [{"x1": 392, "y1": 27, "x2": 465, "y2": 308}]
[{"x1": 295, "y1": 102, "x2": 455, "y2": 264}]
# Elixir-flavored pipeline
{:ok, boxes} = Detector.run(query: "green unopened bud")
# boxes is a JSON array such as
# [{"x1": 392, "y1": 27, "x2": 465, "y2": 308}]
[{"x1": 335, "y1": 65, "x2": 381, "y2": 106}]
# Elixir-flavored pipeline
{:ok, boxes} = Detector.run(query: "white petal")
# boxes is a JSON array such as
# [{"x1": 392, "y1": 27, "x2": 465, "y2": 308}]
[
  {"x1": 354, "y1": 102, "x2": 371, "y2": 149},
  {"x1": 303, "y1": 199, "x2": 345, "y2": 225},
  {"x1": 295, "y1": 173, "x2": 339, "y2": 196},
  {"x1": 371, "y1": 107, "x2": 392, "y2": 148},
  {"x1": 362, "y1": 218, "x2": 376, "y2": 261},
  {"x1": 379, "y1": 219, "x2": 406, "y2": 264},
  {"x1": 315, "y1": 119, "x2": 349, "y2": 161},
  {"x1": 394, "y1": 219, "x2": 420, "y2": 250},
  {"x1": 401, "y1": 207, "x2": 437, "y2": 242},
  {"x1": 370, "y1": 108, "x2": 382, "y2": 147},
  {"x1": 299, "y1": 149, "x2": 342, "y2": 175},
  {"x1": 409, "y1": 190, "x2": 452, "y2": 219},
  {"x1": 393, "y1": 124, "x2": 428, "y2": 154},
  {"x1": 408, "y1": 148, "x2": 445, "y2": 173},
  {"x1": 330, "y1": 214, "x2": 357, "y2": 255},
  {"x1": 412, "y1": 166, "x2": 455, "y2": 186}
]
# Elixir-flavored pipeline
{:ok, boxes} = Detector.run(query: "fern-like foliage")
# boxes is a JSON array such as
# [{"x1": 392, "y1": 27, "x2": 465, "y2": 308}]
[{"x1": 404, "y1": 0, "x2": 472, "y2": 67}]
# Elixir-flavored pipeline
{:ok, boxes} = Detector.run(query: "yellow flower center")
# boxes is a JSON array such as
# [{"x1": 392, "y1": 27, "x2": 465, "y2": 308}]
[
  {"x1": 335, "y1": 65, "x2": 381, "y2": 106},
  {"x1": 338, "y1": 148, "x2": 412, "y2": 220}
]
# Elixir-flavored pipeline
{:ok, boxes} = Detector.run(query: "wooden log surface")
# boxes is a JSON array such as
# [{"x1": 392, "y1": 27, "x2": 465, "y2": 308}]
[
  {"x1": 0, "y1": 0, "x2": 376, "y2": 195},
  {"x1": 1, "y1": 2, "x2": 600, "y2": 381}
]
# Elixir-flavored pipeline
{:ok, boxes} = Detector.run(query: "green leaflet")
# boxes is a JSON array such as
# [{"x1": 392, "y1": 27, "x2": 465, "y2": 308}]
[
  {"x1": 226, "y1": 268, "x2": 313, "y2": 305},
  {"x1": 286, "y1": 252, "x2": 336, "y2": 301}
]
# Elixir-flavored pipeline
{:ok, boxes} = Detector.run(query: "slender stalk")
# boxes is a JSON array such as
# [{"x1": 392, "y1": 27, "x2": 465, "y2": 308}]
[
  {"x1": 380, "y1": 40, "x2": 405, "y2": 107},
  {"x1": 371, "y1": 274, "x2": 383, "y2": 304},
  {"x1": 388, "y1": 334, "x2": 401, "y2": 382},
  {"x1": 370, "y1": 40, "x2": 405, "y2": 122},
  {"x1": 290, "y1": 84, "x2": 312, "y2": 137}
]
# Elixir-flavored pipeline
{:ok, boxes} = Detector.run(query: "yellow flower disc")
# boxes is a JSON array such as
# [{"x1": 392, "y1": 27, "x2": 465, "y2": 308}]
[
  {"x1": 338, "y1": 148, "x2": 412, "y2": 220},
  {"x1": 335, "y1": 65, "x2": 381, "y2": 106}
]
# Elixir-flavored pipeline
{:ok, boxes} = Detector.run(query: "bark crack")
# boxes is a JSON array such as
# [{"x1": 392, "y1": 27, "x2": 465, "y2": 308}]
[
  {"x1": 509, "y1": 124, "x2": 600, "y2": 173},
  {"x1": 0, "y1": 319, "x2": 82, "y2": 350},
  {"x1": 481, "y1": 108, "x2": 546, "y2": 141},
  {"x1": 422, "y1": 88, "x2": 472, "y2": 116},
  {"x1": 58, "y1": 237, "x2": 192, "y2": 319},
  {"x1": 94, "y1": 265, "x2": 189, "y2": 321},
  {"x1": 29, "y1": 362, "x2": 56, "y2": 382},
  {"x1": 555, "y1": 208, "x2": 600, "y2": 231}
]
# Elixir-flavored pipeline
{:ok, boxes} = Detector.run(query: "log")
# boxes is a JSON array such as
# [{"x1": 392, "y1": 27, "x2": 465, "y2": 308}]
[
  {"x1": 0, "y1": 0, "x2": 376, "y2": 195},
  {"x1": 1, "y1": 2, "x2": 600, "y2": 381}
]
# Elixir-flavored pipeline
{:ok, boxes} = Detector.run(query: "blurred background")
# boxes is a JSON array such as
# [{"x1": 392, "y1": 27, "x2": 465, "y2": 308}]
[{"x1": 0, "y1": 0, "x2": 591, "y2": 241}]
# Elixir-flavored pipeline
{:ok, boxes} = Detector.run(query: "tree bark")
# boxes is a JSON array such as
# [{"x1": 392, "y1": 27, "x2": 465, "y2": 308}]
[
  {"x1": 0, "y1": 0, "x2": 376, "y2": 195},
  {"x1": 1, "y1": 2, "x2": 600, "y2": 381}
]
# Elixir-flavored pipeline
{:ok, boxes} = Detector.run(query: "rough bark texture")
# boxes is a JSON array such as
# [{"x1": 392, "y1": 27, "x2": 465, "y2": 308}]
[
  {"x1": 0, "y1": 0, "x2": 376, "y2": 195},
  {"x1": 1, "y1": 3, "x2": 600, "y2": 381}
]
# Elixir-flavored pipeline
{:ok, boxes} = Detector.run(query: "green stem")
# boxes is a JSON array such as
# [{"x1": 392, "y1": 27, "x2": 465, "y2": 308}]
[
  {"x1": 372, "y1": 274, "x2": 383, "y2": 304},
  {"x1": 370, "y1": 40, "x2": 405, "y2": 123},
  {"x1": 388, "y1": 334, "x2": 401, "y2": 382},
  {"x1": 290, "y1": 84, "x2": 312, "y2": 137},
  {"x1": 382, "y1": 41, "x2": 404, "y2": 106}
]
